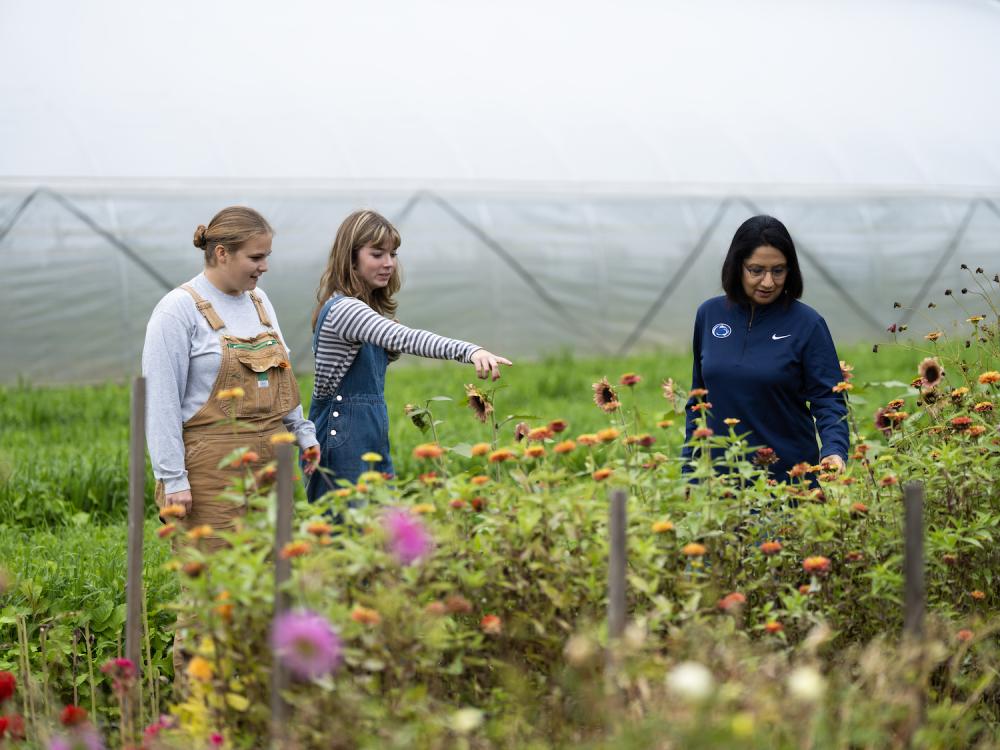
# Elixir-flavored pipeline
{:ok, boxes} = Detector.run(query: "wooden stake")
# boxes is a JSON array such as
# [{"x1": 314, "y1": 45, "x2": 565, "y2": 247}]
[
  {"x1": 608, "y1": 489, "x2": 627, "y2": 640},
  {"x1": 903, "y1": 481, "x2": 925, "y2": 639},
  {"x1": 270, "y1": 443, "x2": 294, "y2": 746},
  {"x1": 125, "y1": 377, "x2": 146, "y2": 679}
]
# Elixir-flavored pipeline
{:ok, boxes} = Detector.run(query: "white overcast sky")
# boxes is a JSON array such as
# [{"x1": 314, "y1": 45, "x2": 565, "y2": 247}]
[{"x1": 2, "y1": 0, "x2": 999, "y2": 190}]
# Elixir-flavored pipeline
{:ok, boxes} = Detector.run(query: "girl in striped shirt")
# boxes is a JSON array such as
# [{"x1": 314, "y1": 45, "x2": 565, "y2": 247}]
[{"x1": 306, "y1": 209, "x2": 511, "y2": 499}]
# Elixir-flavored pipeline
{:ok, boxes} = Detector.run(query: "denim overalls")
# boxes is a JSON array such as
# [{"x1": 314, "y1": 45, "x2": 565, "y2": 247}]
[{"x1": 306, "y1": 295, "x2": 395, "y2": 502}]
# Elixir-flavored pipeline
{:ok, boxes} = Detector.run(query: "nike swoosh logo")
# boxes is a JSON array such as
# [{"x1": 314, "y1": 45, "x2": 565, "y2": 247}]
[{"x1": 772, "y1": 334, "x2": 791, "y2": 340}]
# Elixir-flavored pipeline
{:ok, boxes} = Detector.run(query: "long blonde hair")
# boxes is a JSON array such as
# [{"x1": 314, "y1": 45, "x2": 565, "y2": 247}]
[
  {"x1": 193, "y1": 206, "x2": 273, "y2": 265},
  {"x1": 312, "y1": 209, "x2": 402, "y2": 329}
]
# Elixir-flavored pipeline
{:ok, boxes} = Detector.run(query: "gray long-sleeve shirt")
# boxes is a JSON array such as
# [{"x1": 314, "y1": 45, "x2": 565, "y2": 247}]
[{"x1": 142, "y1": 273, "x2": 318, "y2": 494}]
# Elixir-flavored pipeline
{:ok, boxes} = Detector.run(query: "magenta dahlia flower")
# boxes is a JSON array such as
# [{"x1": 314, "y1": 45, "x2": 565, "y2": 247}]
[
  {"x1": 382, "y1": 508, "x2": 434, "y2": 565},
  {"x1": 270, "y1": 610, "x2": 342, "y2": 680}
]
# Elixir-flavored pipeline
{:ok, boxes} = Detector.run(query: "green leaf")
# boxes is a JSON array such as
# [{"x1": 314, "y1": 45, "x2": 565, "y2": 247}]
[{"x1": 226, "y1": 692, "x2": 250, "y2": 711}]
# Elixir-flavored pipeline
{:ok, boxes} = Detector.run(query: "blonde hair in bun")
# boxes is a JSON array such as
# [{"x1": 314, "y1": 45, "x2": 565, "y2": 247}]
[{"x1": 194, "y1": 207, "x2": 273, "y2": 265}]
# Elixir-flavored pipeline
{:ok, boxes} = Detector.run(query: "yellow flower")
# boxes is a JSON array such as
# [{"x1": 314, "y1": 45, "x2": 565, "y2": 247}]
[
  {"x1": 470, "y1": 443, "x2": 491, "y2": 457},
  {"x1": 361, "y1": 452, "x2": 383, "y2": 463},
  {"x1": 269, "y1": 432, "x2": 296, "y2": 445},
  {"x1": 410, "y1": 503, "x2": 436, "y2": 515},
  {"x1": 216, "y1": 387, "x2": 245, "y2": 401},
  {"x1": 657, "y1": 419, "x2": 674, "y2": 428},
  {"x1": 924, "y1": 331, "x2": 943, "y2": 342},
  {"x1": 358, "y1": 470, "x2": 384, "y2": 484},
  {"x1": 334, "y1": 488, "x2": 353, "y2": 499},
  {"x1": 652, "y1": 520, "x2": 674, "y2": 533},
  {"x1": 596, "y1": 428, "x2": 620, "y2": 443},
  {"x1": 723, "y1": 418, "x2": 741, "y2": 426},
  {"x1": 832, "y1": 381, "x2": 853, "y2": 393},
  {"x1": 187, "y1": 656, "x2": 214, "y2": 682},
  {"x1": 682, "y1": 542, "x2": 707, "y2": 557},
  {"x1": 967, "y1": 315, "x2": 984, "y2": 323},
  {"x1": 159, "y1": 503, "x2": 187, "y2": 519}
]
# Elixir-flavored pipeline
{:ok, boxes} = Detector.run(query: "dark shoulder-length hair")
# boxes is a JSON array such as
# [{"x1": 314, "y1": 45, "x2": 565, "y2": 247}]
[{"x1": 720, "y1": 215, "x2": 803, "y2": 305}]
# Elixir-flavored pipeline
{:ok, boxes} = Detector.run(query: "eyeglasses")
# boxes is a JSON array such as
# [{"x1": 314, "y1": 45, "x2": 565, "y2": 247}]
[{"x1": 743, "y1": 264, "x2": 787, "y2": 280}]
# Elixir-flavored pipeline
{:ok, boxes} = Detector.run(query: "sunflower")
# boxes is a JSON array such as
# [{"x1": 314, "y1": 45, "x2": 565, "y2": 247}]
[{"x1": 464, "y1": 384, "x2": 494, "y2": 423}]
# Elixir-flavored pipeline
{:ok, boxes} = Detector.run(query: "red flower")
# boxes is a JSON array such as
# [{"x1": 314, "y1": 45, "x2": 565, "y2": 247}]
[
  {"x1": 0, "y1": 671, "x2": 17, "y2": 703},
  {"x1": 753, "y1": 447, "x2": 779, "y2": 466},
  {"x1": 619, "y1": 373, "x2": 642, "y2": 387},
  {"x1": 759, "y1": 541, "x2": 782, "y2": 556},
  {"x1": 60, "y1": 704, "x2": 88, "y2": 726},
  {"x1": 547, "y1": 419, "x2": 568, "y2": 433}
]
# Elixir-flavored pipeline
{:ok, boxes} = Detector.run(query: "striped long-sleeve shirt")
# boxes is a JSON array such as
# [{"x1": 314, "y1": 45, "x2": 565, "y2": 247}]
[{"x1": 313, "y1": 296, "x2": 481, "y2": 398}]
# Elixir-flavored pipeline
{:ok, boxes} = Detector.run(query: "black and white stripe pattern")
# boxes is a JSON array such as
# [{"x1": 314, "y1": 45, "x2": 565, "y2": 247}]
[{"x1": 313, "y1": 296, "x2": 480, "y2": 398}]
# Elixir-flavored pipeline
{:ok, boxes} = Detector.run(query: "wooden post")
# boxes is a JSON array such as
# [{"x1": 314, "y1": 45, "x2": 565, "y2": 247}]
[
  {"x1": 270, "y1": 443, "x2": 294, "y2": 746},
  {"x1": 125, "y1": 377, "x2": 146, "y2": 670},
  {"x1": 608, "y1": 489, "x2": 627, "y2": 640},
  {"x1": 903, "y1": 481, "x2": 925, "y2": 639}
]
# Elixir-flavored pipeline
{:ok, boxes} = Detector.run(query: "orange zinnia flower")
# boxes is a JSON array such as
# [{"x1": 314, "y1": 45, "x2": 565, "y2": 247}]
[
  {"x1": 652, "y1": 520, "x2": 674, "y2": 533},
  {"x1": 764, "y1": 621, "x2": 784, "y2": 634},
  {"x1": 592, "y1": 468, "x2": 613, "y2": 481},
  {"x1": 527, "y1": 426, "x2": 553, "y2": 442},
  {"x1": 523, "y1": 445, "x2": 546, "y2": 458},
  {"x1": 488, "y1": 449, "x2": 515, "y2": 463},
  {"x1": 480, "y1": 615, "x2": 503, "y2": 635},
  {"x1": 351, "y1": 605, "x2": 382, "y2": 626},
  {"x1": 576, "y1": 433, "x2": 599, "y2": 446},
  {"x1": 280, "y1": 541, "x2": 311, "y2": 559},
  {"x1": 688, "y1": 388, "x2": 709, "y2": 398},
  {"x1": 553, "y1": 440, "x2": 576, "y2": 454},
  {"x1": 470, "y1": 443, "x2": 491, "y2": 457},
  {"x1": 970, "y1": 590, "x2": 986, "y2": 600},
  {"x1": 979, "y1": 371, "x2": 1000, "y2": 385},
  {"x1": 717, "y1": 592, "x2": 746, "y2": 612},
  {"x1": 759, "y1": 541, "x2": 782, "y2": 556},
  {"x1": 596, "y1": 428, "x2": 620, "y2": 443},
  {"x1": 307, "y1": 521, "x2": 334, "y2": 537},
  {"x1": 413, "y1": 443, "x2": 444, "y2": 459},
  {"x1": 682, "y1": 542, "x2": 707, "y2": 557},
  {"x1": 802, "y1": 556, "x2": 831, "y2": 574}
]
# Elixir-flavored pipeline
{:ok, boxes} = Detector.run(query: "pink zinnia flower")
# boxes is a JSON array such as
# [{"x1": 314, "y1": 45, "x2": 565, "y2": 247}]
[
  {"x1": 271, "y1": 610, "x2": 342, "y2": 680},
  {"x1": 382, "y1": 509, "x2": 434, "y2": 565}
]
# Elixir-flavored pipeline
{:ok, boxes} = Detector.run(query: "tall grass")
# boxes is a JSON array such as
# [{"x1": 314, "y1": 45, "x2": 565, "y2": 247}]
[{"x1": 0, "y1": 344, "x2": 916, "y2": 527}]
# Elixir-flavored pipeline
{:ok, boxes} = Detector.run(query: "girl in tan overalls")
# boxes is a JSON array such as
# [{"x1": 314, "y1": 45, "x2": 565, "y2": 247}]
[{"x1": 142, "y1": 206, "x2": 319, "y2": 679}]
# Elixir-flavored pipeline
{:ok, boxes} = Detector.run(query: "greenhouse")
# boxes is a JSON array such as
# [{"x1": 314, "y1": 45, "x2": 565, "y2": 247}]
[{"x1": 2, "y1": 0, "x2": 998, "y2": 383}]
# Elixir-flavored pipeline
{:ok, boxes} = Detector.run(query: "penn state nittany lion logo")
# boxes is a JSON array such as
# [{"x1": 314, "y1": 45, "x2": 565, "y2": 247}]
[{"x1": 711, "y1": 323, "x2": 732, "y2": 339}]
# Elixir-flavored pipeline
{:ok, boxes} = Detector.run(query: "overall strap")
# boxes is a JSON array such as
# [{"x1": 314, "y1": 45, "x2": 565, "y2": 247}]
[
  {"x1": 180, "y1": 284, "x2": 225, "y2": 331},
  {"x1": 312, "y1": 295, "x2": 345, "y2": 355},
  {"x1": 248, "y1": 290, "x2": 272, "y2": 327}
]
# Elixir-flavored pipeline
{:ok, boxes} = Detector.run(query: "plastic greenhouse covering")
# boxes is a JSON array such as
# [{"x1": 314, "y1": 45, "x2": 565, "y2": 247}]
[{"x1": 2, "y1": 0, "x2": 999, "y2": 384}]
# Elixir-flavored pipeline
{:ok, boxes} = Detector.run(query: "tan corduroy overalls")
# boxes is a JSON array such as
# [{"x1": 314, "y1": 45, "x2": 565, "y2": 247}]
[{"x1": 155, "y1": 284, "x2": 301, "y2": 678}]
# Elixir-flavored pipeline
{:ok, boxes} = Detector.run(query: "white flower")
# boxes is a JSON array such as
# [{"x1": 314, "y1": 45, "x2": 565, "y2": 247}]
[
  {"x1": 787, "y1": 666, "x2": 826, "y2": 702},
  {"x1": 665, "y1": 661, "x2": 714, "y2": 701},
  {"x1": 450, "y1": 708, "x2": 484, "y2": 734}
]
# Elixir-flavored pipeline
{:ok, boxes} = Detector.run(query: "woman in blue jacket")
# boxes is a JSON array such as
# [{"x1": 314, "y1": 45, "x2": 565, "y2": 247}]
[{"x1": 682, "y1": 215, "x2": 849, "y2": 480}]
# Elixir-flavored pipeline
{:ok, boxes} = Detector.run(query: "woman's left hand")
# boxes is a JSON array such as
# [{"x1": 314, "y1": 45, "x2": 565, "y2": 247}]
[
  {"x1": 302, "y1": 445, "x2": 321, "y2": 476},
  {"x1": 820, "y1": 454, "x2": 846, "y2": 473}
]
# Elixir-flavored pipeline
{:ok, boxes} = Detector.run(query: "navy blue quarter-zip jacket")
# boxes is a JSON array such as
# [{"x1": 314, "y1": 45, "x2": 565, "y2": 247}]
[{"x1": 682, "y1": 295, "x2": 849, "y2": 480}]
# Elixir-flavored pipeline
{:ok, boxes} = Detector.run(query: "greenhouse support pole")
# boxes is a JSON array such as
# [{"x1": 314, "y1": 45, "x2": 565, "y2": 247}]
[
  {"x1": 125, "y1": 377, "x2": 146, "y2": 672},
  {"x1": 903, "y1": 481, "x2": 925, "y2": 639},
  {"x1": 608, "y1": 489, "x2": 627, "y2": 640},
  {"x1": 270, "y1": 443, "x2": 294, "y2": 746}
]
